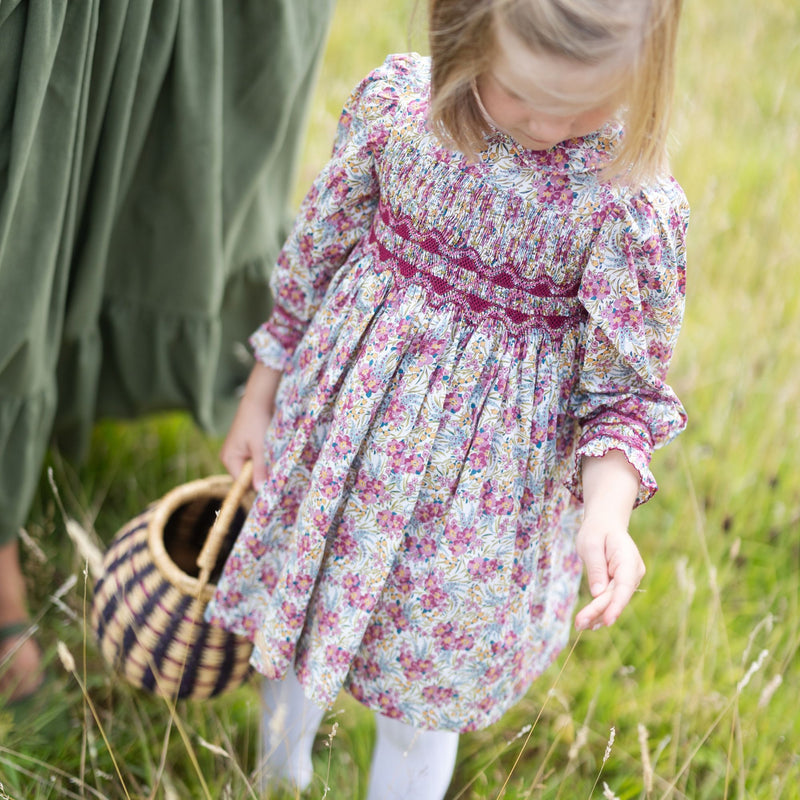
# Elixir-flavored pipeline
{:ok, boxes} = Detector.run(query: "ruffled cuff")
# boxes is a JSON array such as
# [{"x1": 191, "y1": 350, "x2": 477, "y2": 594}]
[
  {"x1": 249, "y1": 314, "x2": 298, "y2": 372},
  {"x1": 569, "y1": 430, "x2": 657, "y2": 506}
]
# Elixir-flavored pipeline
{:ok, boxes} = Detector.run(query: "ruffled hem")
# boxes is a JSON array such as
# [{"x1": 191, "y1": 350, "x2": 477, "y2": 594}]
[
  {"x1": 0, "y1": 386, "x2": 57, "y2": 542},
  {"x1": 52, "y1": 258, "x2": 272, "y2": 456}
]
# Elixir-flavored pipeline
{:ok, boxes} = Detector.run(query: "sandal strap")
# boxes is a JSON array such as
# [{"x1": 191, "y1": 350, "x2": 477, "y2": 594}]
[{"x1": 0, "y1": 621, "x2": 32, "y2": 641}]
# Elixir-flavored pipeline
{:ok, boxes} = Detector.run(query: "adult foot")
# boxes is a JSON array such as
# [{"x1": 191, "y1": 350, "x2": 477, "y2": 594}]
[
  {"x1": 0, "y1": 621, "x2": 44, "y2": 704},
  {"x1": 0, "y1": 539, "x2": 44, "y2": 704}
]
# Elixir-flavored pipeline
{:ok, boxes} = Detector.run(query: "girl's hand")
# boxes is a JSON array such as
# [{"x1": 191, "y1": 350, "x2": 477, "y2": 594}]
[
  {"x1": 220, "y1": 362, "x2": 282, "y2": 489},
  {"x1": 574, "y1": 522, "x2": 645, "y2": 631},
  {"x1": 573, "y1": 450, "x2": 644, "y2": 631}
]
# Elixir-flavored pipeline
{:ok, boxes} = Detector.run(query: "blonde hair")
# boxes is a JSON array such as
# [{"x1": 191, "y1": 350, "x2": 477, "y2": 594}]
[{"x1": 428, "y1": 0, "x2": 683, "y2": 183}]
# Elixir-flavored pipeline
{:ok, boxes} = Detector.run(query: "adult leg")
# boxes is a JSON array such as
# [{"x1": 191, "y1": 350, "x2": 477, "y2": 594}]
[
  {"x1": 258, "y1": 669, "x2": 326, "y2": 792},
  {"x1": 366, "y1": 715, "x2": 459, "y2": 800}
]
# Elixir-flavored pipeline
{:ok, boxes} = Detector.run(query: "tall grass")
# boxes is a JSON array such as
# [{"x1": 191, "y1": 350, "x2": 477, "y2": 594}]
[{"x1": 2, "y1": 0, "x2": 799, "y2": 797}]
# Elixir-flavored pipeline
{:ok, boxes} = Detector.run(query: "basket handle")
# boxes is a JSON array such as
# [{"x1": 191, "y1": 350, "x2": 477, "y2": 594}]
[{"x1": 195, "y1": 460, "x2": 254, "y2": 590}]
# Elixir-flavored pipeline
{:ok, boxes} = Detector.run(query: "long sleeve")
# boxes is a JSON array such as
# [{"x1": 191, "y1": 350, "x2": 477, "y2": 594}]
[
  {"x1": 249, "y1": 61, "x2": 406, "y2": 370},
  {"x1": 568, "y1": 177, "x2": 689, "y2": 504}
]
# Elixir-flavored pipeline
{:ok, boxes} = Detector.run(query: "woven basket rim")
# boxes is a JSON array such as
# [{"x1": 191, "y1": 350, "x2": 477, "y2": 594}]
[{"x1": 147, "y1": 474, "x2": 244, "y2": 603}]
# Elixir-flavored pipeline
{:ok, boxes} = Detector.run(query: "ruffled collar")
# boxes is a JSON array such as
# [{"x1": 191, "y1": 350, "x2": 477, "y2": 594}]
[
  {"x1": 406, "y1": 53, "x2": 622, "y2": 176},
  {"x1": 477, "y1": 121, "x2": 624, "y2": 175}
]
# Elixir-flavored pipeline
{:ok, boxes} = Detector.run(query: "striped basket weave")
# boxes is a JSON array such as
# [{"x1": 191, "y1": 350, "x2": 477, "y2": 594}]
[{"x1": 91, "y1": 463, "x2": 255, "y2": 700}]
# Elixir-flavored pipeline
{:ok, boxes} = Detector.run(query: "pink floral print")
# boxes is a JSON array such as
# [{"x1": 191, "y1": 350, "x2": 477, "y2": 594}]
[{"x1": 207, "y1": 54, "x2": 688, "y2": 733}]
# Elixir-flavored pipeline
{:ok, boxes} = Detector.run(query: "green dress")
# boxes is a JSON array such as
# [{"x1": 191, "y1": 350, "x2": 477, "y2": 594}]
[{"x1": 0, "y1": 0, "x2": 335, "y2": 543}]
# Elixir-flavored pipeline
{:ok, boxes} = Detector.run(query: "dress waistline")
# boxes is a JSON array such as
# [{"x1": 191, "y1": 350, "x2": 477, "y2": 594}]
[{"x1": 367, "y1": 201, "x2": 585, "y2": 337}]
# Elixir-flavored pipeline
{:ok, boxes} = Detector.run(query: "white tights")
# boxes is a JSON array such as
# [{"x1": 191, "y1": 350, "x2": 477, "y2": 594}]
[
  {"x1": 258, "y1": 670, "x2": 459, "y2": 799},
  {"x1": 365, "y1": 714, "x2": 460, "y2": 800}
]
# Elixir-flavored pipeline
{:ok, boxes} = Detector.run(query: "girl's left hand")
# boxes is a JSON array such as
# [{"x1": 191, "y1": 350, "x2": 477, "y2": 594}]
[
  {"x1": 574, "y1": 522, "x2": 646, "y2": 631},
  {"x1": 220, "y1": 362, "x2": 282, "y2": 490}
]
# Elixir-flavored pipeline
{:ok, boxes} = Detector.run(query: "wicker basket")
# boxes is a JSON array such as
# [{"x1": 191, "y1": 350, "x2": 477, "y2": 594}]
[{"x1": 91, "y1": 463, "x2": 255, "y2": 700}]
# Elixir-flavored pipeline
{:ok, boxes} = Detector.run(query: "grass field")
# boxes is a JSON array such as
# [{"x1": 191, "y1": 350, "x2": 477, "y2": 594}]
[{"x1": 2, "y1": 0, "x2": 799, "y2": 797}]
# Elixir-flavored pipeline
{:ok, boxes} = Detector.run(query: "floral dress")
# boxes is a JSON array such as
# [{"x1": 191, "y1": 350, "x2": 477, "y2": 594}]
[{"x1": 207, "y1": 54, "x2": 688, "y2": 733}]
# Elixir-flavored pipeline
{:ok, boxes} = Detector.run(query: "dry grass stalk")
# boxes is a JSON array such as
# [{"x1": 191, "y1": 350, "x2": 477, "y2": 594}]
[
  {"x1": 757, "y1": 674, "x2": 783, "y2": 709},
  {"x1": 57, "y1": 640, "x2": 77, "y2": 673},
  {"x1": 602, "y1": 781, "x2": 621, "y2": 799},
  {"x1": 18, "y1": 527, "x2": 47, "y2": 563},
  {"x1": 321, "y1": 720, "x2": 341, "y2": 799},
  {"x1": 55, "y1": 640, "x2": 131, "y2": 799},
  {"x1": 568, "y1": 692, "x2": 597, "y2": 763},
  {"x1": 65, "y1": 519, "x2": 105, "y2": 581},
  {"x1": 602, "y1": 726, "x2": 616, "y2": 765},
  {"x1": 737, "y1": 649, "x2": 769, "y2": 693},
  {"x1": 197, "y1": 736, "x2": 232, "y2": 760},
  {"x1": 638, "y1": 723, "x2": 654, "y2": 793}
]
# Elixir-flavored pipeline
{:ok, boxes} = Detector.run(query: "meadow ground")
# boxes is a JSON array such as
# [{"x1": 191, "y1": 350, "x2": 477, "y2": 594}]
[{"x1": 1, "y1": 0, "x2": 798, "y2": 797}]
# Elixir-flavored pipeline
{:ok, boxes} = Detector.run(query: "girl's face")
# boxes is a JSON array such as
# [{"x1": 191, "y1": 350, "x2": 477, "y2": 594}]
[{"x1": 475, "y1": 21, "x2": 629, "y2": 151}]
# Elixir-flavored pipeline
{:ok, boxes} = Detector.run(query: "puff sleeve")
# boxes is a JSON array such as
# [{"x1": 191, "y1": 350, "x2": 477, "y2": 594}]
[
  {"x1": 568, "y1": 177, "x2": 689, "y2": 504},
  {"x1": 249, "y1": 59, "x2": 403, "y2": 369}
]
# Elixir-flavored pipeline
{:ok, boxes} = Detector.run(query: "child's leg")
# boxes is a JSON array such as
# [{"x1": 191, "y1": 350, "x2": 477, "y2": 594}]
[
  {"x1": 258, "y1": 669, "x2": 325, "y2": 791},
  {"x1": 366, "y1": 714, "x2": 459, "y2": 800}
]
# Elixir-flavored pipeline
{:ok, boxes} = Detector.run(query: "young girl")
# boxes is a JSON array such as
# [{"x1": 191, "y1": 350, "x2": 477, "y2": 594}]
[{"x1": 207, "y1": 0, "x2": 688, "y2": 795}]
